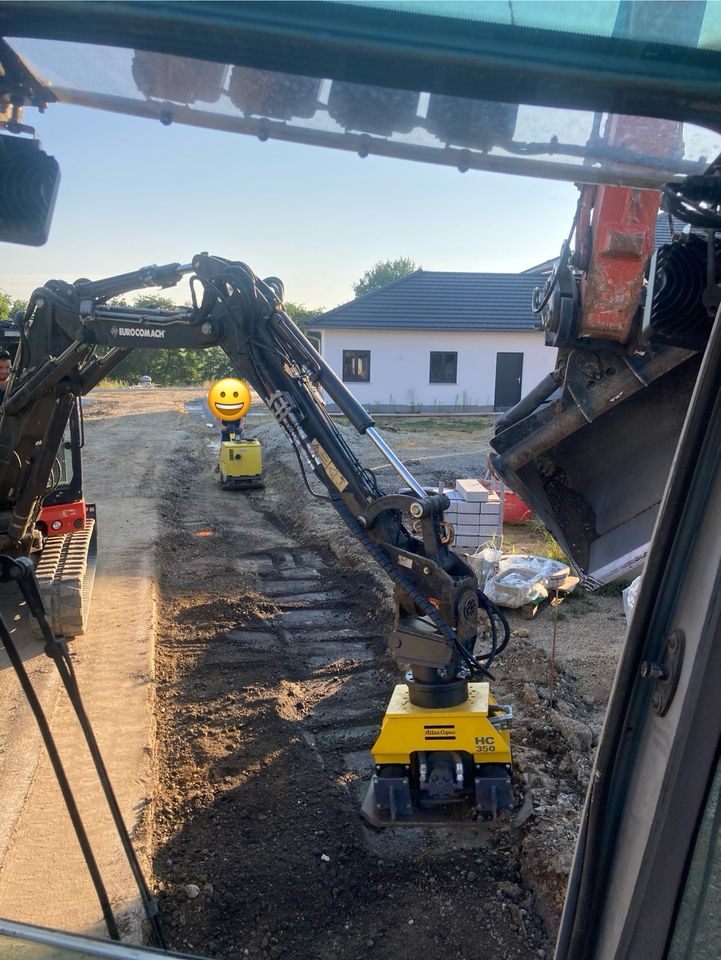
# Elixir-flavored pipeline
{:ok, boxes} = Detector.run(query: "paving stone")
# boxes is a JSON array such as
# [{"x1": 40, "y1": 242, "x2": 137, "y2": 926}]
[{"x1": 456, "y1": 479, "x2": 490, "y2": 501}]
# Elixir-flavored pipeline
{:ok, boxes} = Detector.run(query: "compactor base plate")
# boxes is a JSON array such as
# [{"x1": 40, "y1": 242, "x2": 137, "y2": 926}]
[{"x1": 360, "y1": 780, "x2": 533, "y2": 829}]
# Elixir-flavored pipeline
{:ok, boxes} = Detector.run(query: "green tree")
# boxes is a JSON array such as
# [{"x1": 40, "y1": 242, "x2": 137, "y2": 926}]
[
  {"x1": 352, "y1": 258, "x2": 419, "y2": 298},
  {"x1": 108, "y1": 292, "x2": 324, "y2": 386},
  {"x1": 284, "y1": 301, "x2": 324, "y2": 330},
  {"x1": 109, "y1": 293, "x2": 233, "y2": 386},
  {"x1": 130, "y1": 294, "x2": 176, "y2": 312},
  {"x1": 0, "y1": 289, "x2": 28, "y2": 320}
]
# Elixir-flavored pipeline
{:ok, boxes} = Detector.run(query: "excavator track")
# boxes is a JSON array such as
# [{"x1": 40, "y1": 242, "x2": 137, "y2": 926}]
[{"x1": 34, "y1": 520, "x2": 97, "y2": 638}]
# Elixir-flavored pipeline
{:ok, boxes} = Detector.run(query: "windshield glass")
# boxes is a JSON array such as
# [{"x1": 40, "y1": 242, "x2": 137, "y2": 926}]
[{"x1": 8, "y1": 37, "x2": 721, "y2": 189}]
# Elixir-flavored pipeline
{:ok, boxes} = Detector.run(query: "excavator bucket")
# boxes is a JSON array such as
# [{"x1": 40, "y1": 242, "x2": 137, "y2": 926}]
[{"x1": 490, "y1": 344, "x2": 700, "y2": 584}]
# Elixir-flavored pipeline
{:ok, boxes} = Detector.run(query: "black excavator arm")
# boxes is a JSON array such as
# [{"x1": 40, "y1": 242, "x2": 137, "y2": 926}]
[{"x1": 0, "y1": 252, "x2": 509, "y2": 708}]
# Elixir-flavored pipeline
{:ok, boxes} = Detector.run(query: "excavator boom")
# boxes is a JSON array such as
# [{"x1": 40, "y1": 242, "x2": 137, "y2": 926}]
[{"x1": 0, "y1": 252, "x2": 517, "y2": 822}]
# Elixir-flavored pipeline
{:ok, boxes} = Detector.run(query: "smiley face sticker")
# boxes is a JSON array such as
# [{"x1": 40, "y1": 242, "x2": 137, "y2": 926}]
[{"x1": 207, "y1": 378, "x2": 252, "y2": 420}]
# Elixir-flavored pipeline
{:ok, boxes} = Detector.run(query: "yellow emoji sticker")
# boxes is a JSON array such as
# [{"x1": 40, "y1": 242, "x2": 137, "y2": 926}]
[{"x1": 207, "y1": 378, "x2": 251, "y2": 420}]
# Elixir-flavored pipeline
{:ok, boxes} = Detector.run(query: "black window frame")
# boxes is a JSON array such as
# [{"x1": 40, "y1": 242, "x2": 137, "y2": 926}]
[
  {"x1": 429, "y1": 351, "x2": 458, "y2": 384},
  {"x1": 342, "y1": 349, "x2": 371, "y2": 383}
]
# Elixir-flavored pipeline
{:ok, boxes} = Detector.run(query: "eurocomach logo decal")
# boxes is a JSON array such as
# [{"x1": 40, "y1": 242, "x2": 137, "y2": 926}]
[
  {"x1": 110, "y1": 325, "x2": 166, "y2": 339},
  {"x1": 424, "y1": 724, "x2": 455, "y2": 740}
]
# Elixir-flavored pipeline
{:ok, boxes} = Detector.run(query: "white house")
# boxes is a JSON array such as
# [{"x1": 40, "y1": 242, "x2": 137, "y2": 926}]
[{"x1": 309, "y1": 270, "x2": 557, "y2": 412}]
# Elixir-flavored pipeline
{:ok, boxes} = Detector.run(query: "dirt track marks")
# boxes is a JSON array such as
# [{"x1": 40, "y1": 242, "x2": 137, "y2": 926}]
[{"x1": 151, "y1": 415, "x2": 551, "y2": 960}]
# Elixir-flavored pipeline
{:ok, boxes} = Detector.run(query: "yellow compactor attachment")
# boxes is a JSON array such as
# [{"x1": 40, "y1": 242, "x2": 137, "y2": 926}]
[
  {"x1": 361, "y1": 682, "x2": 520, "y2": 827},
  {"x1": 219, "y1": 437, "x2": 263, "y2": 490}
]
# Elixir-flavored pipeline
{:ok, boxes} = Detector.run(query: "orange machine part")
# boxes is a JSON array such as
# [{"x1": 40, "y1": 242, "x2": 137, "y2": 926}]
[
  {"x1": 577, "y1": 115, "x2": 682, "y2": 344},
  {"x1": 39, "y1": 499, "x2": 87, "y2": 537},
  {"x1": 578, "y1": 185, "x2": 660, "y2": 343}
]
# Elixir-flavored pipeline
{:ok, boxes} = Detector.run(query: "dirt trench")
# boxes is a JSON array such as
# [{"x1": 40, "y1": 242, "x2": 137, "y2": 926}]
[{"x1": 149, "y1": 408, "x2": 624, "y2": 959}]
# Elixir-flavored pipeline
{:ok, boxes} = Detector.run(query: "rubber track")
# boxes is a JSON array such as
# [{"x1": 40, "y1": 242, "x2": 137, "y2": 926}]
[{"x1": 35, "y1": 520, "x2": 96, "y2": 637}]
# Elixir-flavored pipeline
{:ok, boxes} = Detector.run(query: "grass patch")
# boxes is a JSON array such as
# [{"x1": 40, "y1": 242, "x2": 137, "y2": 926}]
[
  {"x1": 560, "y1": 592, "x2": 596, "y2": 618},
  {"x1": 502, "y1": 518, "x2": 569, "y2": 564},
  {"x1": 527, "y1": 519, "x2": 569, "y2": 564},
  {"x1": 374, "y1": 415, "x2": 495, "y2": 434},
  {"x1": 592, "y1": 581, "x2": 629, "y2": 597},
  {"x1": 93, "y1": 379, "x2": 128, "y2": 390}
]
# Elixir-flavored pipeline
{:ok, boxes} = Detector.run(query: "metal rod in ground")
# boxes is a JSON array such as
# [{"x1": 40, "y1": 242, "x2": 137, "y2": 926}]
[
  {"x1": 548, "y1": 589, "x2": 560, "y2": 708},
  {"x1": 496, "y1": 481, "x2": 506, "y2": 547}
]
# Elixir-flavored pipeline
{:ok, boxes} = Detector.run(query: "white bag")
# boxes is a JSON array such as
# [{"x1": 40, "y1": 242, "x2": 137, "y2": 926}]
[
  {"x1": 622, "y1": 575, "x2": 642, "y2": 624},
  {"x1": 484, "y1": 554, "x2": 570, "y2": 609}
]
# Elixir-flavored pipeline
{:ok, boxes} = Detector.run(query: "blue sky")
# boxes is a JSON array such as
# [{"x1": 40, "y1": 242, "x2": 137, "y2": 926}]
[{"x1": 2, "y1": 101, "x2": 577, "y2": 312}]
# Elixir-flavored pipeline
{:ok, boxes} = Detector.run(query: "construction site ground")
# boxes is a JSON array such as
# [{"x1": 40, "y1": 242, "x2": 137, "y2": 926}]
[{"x1": 0, "y1": 389, "x2": 629, "y2": 959}]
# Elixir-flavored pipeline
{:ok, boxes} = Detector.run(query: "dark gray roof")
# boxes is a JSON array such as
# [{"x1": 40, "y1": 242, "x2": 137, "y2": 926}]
[
  {"x1": 312, "y1": 271, "x2": 541, "y2": 331},
  {"x1": 521, "y1": 258, "x2": 555, "y2": 276}
]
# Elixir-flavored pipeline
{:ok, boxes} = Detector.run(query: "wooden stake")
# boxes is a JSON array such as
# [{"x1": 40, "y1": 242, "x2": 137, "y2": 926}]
[{"x1": 548, "y1": 588, "x2": 561, "y2": 709}]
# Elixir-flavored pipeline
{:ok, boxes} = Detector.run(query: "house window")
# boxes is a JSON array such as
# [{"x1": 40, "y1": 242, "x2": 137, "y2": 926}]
[
  {"x1": 429, "y1": 351, "x2": 458, "y2": 384},
  {"x1": 342, "y1": 350, "x2": 371, "y2": 383}
]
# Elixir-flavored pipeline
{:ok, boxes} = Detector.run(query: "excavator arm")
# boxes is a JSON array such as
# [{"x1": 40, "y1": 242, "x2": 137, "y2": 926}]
[{"x1": 0, "y1": 252, "x2": 514, "y2": 822}]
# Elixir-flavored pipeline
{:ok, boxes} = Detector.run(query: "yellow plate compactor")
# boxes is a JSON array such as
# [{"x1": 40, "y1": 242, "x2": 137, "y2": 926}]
[{"x1": 219, "y1": 436, "x2": 263, "y2": 490}]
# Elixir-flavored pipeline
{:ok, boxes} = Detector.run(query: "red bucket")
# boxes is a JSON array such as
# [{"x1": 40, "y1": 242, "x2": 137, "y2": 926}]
[{"x1": 503, "y1": 491, "x2": 533, "y2": 525}]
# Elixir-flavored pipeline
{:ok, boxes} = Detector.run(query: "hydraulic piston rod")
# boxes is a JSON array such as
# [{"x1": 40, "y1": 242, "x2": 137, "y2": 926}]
[{"x1": 366, "y1": 426, "x2": 427, "y2": 498}]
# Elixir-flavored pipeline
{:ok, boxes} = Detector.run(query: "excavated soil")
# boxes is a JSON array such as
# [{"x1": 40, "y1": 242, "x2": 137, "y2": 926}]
[{"x1": 147, "y1": 398, "x2": 628, "y2": 959}]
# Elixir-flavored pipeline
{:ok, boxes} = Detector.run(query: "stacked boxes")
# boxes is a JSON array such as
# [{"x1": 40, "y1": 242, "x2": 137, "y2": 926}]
[{"x1": 443, "y1": 479, "x2": 501, "y2": 552}]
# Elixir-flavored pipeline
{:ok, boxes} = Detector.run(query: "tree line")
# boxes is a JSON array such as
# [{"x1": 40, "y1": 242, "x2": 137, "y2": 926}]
[{"x1": 0, "y1": 258, "x2": 418, "y2": 386}]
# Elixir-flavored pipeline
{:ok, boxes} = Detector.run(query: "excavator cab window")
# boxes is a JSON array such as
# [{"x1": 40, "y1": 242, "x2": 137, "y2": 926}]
[
  {"x1": 47, "y1": 419, "x2": 72, "y2": 488},
  {"x1": 41, "y1": 399, "x2": 83, "y2": 508}
]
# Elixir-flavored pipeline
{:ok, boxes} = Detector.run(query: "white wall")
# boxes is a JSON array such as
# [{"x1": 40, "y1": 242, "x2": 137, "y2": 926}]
[{"x1": 316, "y1": 327, "x2": 557, "y2": 411}]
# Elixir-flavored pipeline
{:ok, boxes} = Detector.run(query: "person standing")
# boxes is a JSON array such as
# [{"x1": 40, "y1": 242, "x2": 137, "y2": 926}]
[
  {"x1": 219, "y1": 417, "x2": 244, "y2": 442},
  {"x1": 0, "y1": 351, "x2": 12, "y2": 403}
]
